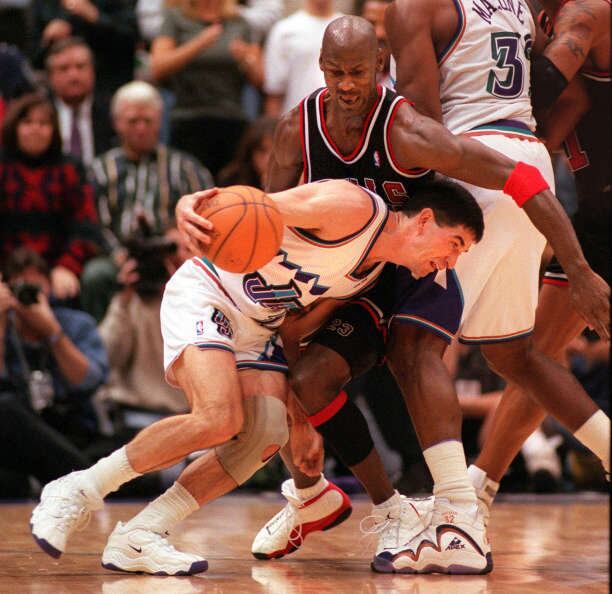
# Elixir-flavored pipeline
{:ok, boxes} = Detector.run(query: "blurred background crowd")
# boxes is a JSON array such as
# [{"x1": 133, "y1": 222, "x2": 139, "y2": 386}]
[{"x1": 0, "y1": 0, "x2": 607, "y2": 500}]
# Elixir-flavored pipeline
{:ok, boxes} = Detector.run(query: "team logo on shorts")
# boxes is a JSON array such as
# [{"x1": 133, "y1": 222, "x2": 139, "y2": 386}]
[
  {"x1": 195, "y1": 320, "x2": 204, "y2": 336},
  {"x1": 212, "y1": 308, "x2": 233, "y2": 338}
]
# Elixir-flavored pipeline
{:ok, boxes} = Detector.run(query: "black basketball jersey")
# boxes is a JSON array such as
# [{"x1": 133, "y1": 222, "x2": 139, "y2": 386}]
[
  {"x1": 300, "y1": 85, "x2": 433, "y2": 208},
  {"x1": 562, "y1": 70, "x2": 611, "y2": 228}
]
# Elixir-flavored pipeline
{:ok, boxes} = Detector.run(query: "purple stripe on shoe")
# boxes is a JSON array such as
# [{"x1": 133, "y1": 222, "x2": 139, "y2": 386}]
[{"x1": 30, "y1": 524, "x2": 62, "y2": 559}]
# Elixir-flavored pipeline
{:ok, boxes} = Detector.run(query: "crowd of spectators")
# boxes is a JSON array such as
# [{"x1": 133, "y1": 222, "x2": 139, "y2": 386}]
[{"x1": 0, "y1": 0, "x2": 606, "y2": 499}]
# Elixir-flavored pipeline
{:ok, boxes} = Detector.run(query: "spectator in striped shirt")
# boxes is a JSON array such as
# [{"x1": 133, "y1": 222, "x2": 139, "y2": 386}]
[{"x1": 81, "y1": 80, "x2": 213, "y2": 321}]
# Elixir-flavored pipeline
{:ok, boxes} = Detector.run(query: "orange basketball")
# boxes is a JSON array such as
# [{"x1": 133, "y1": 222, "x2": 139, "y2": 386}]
[{"x1": 197, "y1": 185, "x2": 283, "y2": 273}]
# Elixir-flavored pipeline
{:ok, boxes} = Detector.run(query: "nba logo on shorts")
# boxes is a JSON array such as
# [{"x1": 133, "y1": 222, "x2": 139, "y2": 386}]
[
  {"x1": 373, "y1": 150, "x2": 381, "y2": 168},
  {"x1": 195, "y1": 320, "x2": 204, "y2": 336}
]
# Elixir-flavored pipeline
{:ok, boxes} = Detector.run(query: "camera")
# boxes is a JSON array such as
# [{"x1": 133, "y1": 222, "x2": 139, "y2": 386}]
[
  {"x1": 11, "y1": 281, "x2": 41, "y2": 305},
  {"x1": 124, "y1": 219, "x2": 177, "y2": 297}
]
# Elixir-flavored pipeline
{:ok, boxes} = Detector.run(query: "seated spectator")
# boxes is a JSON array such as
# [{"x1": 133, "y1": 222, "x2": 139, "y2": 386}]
[
  {"x1": 81, "y1": 80, "x2": 213, "y2": 321},
  {"x1": 150, "y1": 0, "x2": 263, "y2": 176},
  {"x1": 0, "y1": 248, "x2": 108, "y2": 497},
  {"x1": 217, "y1": 116, "x2": 277, "y2": 189},
  {"x1": 30, "y1": 0, "x2": 137, "y2": 99},
  {"x1": 0, "y1": 92, "x2": 100, "y2": 300},
  {"x1": 45, "y1": 37, "x2": 115, "y2": 165}
]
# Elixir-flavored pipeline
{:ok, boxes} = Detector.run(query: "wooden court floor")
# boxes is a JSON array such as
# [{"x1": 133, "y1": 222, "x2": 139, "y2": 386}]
[{"x1": 0, "y1": 492, "x2": 608, "y2": 594}]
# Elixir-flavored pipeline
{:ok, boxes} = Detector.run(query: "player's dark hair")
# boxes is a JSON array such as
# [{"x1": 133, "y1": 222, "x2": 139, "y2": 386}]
[{"x1": 397, "y1": 178, "x2": 484, "y2": 242}]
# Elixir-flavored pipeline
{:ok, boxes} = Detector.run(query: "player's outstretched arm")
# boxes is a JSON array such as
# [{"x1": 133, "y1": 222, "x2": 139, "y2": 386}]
[
  {"x1": 269, "y1": 179, "x2": 374, "y2": 237},
  {"x1": 265, "y1": 106, "x2": 304, "y2": 192},
  {"x1": 389, "y1": 106, "x2": 610, "y2": 339},
  {"x1": 385, "y1": 0, "x2": 443, "y2": 122}
]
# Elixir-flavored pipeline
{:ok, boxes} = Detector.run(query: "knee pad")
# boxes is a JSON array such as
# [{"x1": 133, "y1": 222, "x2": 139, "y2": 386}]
[{"x1": 215, "y1": 395, "x2": 289, "y2": 485}]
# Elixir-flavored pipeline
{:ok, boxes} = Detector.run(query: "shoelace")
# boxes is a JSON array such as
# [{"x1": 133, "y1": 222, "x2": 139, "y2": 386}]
[
  {"x1": 41, "y1": 496, "x2": 92, "y2": 534},
  {"x1": 267, "y1": 503, "x2": 304, "y2": 548}
]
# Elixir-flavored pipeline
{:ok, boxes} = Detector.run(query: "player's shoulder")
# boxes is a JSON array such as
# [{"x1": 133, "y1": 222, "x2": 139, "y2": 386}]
[
  {"x1": 275, "y1": 105, "x2": 302, "y2": 140},
  {"x1": 387, "y1": 0, "x2": 440, "y2": 20},
  {"x1": 556, "y1": 0, "x2": 608, "y2": 29}
]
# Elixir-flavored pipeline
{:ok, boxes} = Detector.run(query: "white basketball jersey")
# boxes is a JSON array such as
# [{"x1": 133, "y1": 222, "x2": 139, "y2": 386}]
[
  {"x1": 390, "y1": 1, "x2": 536, "y2": 135},
  {"x1": 439, "y1": 0, "x2": 536, "y2": 134},
  {"x1": 200, "y1": 187, "x2": 388, "y2": 327}
]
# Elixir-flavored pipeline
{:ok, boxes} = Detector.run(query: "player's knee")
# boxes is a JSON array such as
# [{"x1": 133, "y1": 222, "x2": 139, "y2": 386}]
[
  {"x1": 289, "y1": 350, "x2": 349, "y2": 413},
  {"x1": 388, "y1": 324, "x2": 446, "y2": 381},
  {"x1": 215, "y1": 396, "x2": 289, "y2": 485},
  {"x1": 482, "y1": 340, "x2": 533, "y2": 380},
  {"x1": 190, "y1": 401, "x2": 244, "y2": 447}
]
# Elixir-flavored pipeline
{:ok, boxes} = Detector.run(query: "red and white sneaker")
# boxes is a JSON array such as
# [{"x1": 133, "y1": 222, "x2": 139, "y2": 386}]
[{"x1": 251, "y1": 477, "x2": 352, "y2": 559}]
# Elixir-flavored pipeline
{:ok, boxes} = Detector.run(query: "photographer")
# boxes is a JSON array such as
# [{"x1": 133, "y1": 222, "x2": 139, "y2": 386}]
[
  {"x1": 0, "y1": 248, "x2": 108, "y2": 497},
  {"x1": 80, "y1": 80, "x2": 213, "y2": 321},
  {"x1": 96, "y1": 226, "x2": 192, "y2": 434}
]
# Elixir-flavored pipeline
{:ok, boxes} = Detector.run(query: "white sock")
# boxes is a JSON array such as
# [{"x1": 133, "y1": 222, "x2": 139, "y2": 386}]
[
  {"x1": 373, "y1": 490, "x2": 400, "y2": 511},
  {"x1": 124, "y1": 482, "x2": 199, "y2": 534},
  {"x1": 467, "y1": 464, "x2": 499, "y2": 511},
  {"x1": 84, "y1": 447, "x2": 141, "y2": 499},
  {"x1": 294, "y1": 474, "x2": 327, "y2": 500},
  {"x1": 424, "y1": 440, "x2": 477, "y2": 509},
  {"x1": 574, "y1": 410, "x2": 610, "y2": 473}
]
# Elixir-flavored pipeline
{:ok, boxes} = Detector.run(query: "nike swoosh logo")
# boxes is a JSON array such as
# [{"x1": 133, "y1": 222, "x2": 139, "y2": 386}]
[{"x1": 129, "y1": 545, "x2": 142, "y2": 553}]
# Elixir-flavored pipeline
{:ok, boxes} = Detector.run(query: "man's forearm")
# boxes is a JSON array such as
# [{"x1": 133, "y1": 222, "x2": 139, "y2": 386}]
[{"x1": 523, "y1": 190, "x2": 589, "y2": 277}]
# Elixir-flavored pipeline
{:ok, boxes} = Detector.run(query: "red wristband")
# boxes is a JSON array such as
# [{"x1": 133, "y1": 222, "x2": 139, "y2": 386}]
[{"x1": 503, "y1": 162, "x2": 550, "y2": 208}]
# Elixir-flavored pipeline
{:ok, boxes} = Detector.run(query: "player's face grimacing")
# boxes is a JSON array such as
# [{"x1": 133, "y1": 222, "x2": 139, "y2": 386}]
[
  {"x1": 320, "y1": 50, "x2": 380, "y2": 113},
  {"x1": 404, "y1": 211, "x2": 475, "y2": 279}
]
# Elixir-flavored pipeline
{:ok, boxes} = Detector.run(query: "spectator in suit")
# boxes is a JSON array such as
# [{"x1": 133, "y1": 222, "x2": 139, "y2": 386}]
[
  {"x1": 45, "y1": 37, "x2": 115, "y2": 166},
  {"x1": 80, "y1": 80, "x2": 213, "y2": 321},
  {"x1": 30, "y1": 0, "x2": 138, "y2": 99},
  {"x1": 0, "y1": 93, "x2": 100, "y2": 299}
]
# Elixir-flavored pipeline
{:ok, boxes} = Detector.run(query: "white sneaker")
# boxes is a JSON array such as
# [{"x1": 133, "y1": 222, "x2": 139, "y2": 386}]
[
  {"x1": 30, "y1": 470, "x2": 103, "y2": 558},
  {"x1": 360, "y1": 493, "x2": 434, "y2": 556},
  {"x1": 251, "y1": 478, "x2": 352, "y2": 559},
  {"x1": 371, "y1": 499, "x2": 492, "y2": 574},
  {"x1": 102, "y1": 522, "x2": 208, "y2": 575}
]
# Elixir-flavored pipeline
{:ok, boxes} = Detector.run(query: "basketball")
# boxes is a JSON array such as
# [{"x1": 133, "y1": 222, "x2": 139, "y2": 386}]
[{"x1": 197, "y1": 185, "x2": 284, "y2": 273}]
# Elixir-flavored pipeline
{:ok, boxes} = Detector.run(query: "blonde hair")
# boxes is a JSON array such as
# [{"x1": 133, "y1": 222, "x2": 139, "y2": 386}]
[
  {"x1": 172, "y1": 0, "x2": 237, "y2": 21},
  {"x1": 111, "y1": 81, "x2": 163, "y2": 117}
]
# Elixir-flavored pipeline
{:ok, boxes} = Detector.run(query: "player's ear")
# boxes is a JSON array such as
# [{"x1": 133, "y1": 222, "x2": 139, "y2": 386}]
[
  {"x1": 319, "y1": 51, "x2": 324, "y2": 72},
  {"x1": 417, "y1": 208, "x2": 433, "y2": 233}
]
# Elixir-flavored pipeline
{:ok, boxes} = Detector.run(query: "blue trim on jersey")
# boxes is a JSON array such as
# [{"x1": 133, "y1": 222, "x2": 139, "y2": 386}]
[
  {"x1": 199, "y1": 257, "x2": 220, "y2": 277},
  {"x1": 236, "y1": 361, "x2": 289, "y2": 373},
  {"x1": 469, "y1": 119, "x2": 536, "y2": 137},
  {"x1": 437, "y1": 0, "x2": 465, "y2": 64},
  {"x1": 450, "y1": 269, "x2": 464, "y2": 308},
  {"x1": 196, "y1": 342, "x2": 234, "y2": 354},
  {"x1": 391, "y1": 314, "x2": 455, "y2": 343},
  {"x1": 458, "y1": 328, "x2": 534, "y2": 345}
]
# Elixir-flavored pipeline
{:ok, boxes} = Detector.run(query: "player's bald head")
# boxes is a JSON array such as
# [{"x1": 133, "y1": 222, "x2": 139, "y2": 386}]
[{"x1": 321, "y1": 16, "x2": 379, "y2": 60}]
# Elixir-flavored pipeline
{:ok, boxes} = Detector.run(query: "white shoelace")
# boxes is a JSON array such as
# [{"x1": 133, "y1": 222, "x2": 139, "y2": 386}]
[
  {"x1": 41, "y1": 496, "x2": 92, "y2": 534},
  {"x1": 267, "y1": 503, "x2": 304, "y2": 548}
]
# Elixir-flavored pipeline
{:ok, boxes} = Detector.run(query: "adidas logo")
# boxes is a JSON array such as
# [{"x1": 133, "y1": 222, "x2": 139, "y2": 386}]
[{"x1": 445, "y1": 537, "x2": 465, "y2": 551}]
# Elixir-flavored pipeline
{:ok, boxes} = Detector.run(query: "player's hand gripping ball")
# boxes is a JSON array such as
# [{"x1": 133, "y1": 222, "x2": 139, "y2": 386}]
[{"x1": 197, "y1": 185, "x2": 283, "y2": 273}]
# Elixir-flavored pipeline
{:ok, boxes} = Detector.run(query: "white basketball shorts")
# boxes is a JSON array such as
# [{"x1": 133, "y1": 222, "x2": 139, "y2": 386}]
[
  {"x1": 161, "y1": 258, "x2": 288, "y2": 387},
  {"x1": 453, "y1": 133, "x2": 554, "y2": 344}
]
